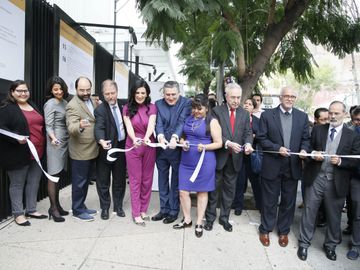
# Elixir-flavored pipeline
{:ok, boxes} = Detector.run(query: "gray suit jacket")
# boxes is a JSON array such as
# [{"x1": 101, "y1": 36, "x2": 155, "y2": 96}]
[{"x1": 213, "y1": 104, "x2": 253, "y2": 172}]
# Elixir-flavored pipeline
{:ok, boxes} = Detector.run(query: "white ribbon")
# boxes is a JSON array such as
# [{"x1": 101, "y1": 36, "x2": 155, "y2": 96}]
[
  {"x1": 189, "y1": 148, "x2": 206, "y2": 183},
  {"x1": 256, "y1": 149, "x2": 360, "y2": 159},
  {"x1": 0, "y1": 129, "x2": 59, "y2": 183},
  {"x1": 106, "y1": 146, "x2": 135, "y2": 162}
]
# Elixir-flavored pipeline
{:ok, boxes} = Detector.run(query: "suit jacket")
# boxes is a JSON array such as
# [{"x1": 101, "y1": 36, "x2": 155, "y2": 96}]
[
  {"x1": 94, "y1": 100, "x2": 127, "y2": 164},
  {"x1": 213, "y1": 104, "x2": 253, "y2": 172},
  {"x1": 303, "y1": 123, "x2": 360, "y2": 197},
  {"x1": 155, "y1": 95, "x2": 192, "y2": 141},
  {"x1": 257, "y1": 106, "x2": 310, "y2": 180},
  {"x1": 66, "y1": 95, "x2": 98, "y2": 160},
  {"x1": 0, "y1": 101, "x2": 43, "y2": 170}
]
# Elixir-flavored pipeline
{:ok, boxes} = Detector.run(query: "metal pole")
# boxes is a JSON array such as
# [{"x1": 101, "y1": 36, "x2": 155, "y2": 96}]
[
  {"x1": 112, "y1": 0, "x2": 118, "y2": 78},
  {"x1": 351, "y1": 52, "x2": 360, "y2": 105}
]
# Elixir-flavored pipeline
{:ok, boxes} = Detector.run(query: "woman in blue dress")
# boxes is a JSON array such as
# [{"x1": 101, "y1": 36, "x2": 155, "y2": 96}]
[{"x1": 173, "y1": 94, "x2": 222, "y2": 237}]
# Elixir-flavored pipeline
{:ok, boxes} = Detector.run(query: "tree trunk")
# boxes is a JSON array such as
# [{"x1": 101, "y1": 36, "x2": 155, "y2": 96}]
[{"x1": 240, "y1": 0, "x2": 311, "y2": 100}]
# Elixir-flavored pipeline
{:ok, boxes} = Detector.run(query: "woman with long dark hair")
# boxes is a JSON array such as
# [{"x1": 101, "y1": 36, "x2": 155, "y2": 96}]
[
  {"x1": 0, "y1": 80, "x2": 47, "y2": 226},
  {"x1": 43, "y1": 76, "x2": 70, "y2": 222},
  {"x1": 123, "y1": 80, "x2": 157, "y2": 226}
]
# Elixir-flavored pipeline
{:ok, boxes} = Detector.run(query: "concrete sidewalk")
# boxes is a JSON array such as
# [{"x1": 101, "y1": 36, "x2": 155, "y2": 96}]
[{"x1": 0, "y1": 184, "x2": 358, "y2": 270}]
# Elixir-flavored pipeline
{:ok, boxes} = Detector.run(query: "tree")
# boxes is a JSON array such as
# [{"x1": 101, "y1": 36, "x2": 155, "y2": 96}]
[{"x1": 135, "y1": 0, "x2": 360, "y2": 99}]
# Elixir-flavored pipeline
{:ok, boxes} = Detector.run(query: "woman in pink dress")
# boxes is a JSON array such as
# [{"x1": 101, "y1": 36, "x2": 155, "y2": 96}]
[{"x1": 123, "y1": 80, "x2": 157, "y2": 226}]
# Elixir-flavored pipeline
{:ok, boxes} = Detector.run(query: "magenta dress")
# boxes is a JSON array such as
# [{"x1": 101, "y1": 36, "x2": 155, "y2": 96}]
[
  {"x1": 178, "y1": 116, "x2": 216, "y2": 192},
  {"x1": 123, "y1": 103, "x2": 157, "y2": 218}
]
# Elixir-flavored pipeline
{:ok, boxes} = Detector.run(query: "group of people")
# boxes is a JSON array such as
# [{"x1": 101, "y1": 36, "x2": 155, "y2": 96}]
[{"x1": 0, "y1": 77, "x2": 359, "y2": 258}]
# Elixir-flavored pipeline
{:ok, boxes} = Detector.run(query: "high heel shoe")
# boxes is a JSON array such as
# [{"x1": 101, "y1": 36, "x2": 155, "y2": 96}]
[
  {"x1": 48, "y1": 209, "x2": 65, "y2": 222},
  {"x1": 58, "y1": 206, "x2": 69, "y2": 216},
  {"x1": 195, "y1": 224, "x2": 203, "y2": 238},
  {"x1": 25, "y1": 212, "x2": 48, "y2": 219},
  {"x1": 15, "y1": 215, "x2": 31, "y2": 226}
]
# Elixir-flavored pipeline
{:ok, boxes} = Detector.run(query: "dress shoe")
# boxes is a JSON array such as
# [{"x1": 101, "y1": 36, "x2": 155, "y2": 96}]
[
  {"x1": 116, "y1": 208, "x2": 125, "y2": 217},
  {"x1": 234, "y1": 209, "x2": 242, "y2": 216},
  {"x1": 163, "y1": 215, "x2": 178, "y2": 224},
  {"x1": 101, "y1": 209, "x2": 109, "y2": 220},
  {"x1": 219, "y1": 220, "x2": 233, "y2": 232},
  {"x1": 278, "y1": 234, "x2": 289, "y2": 247},
  {"x1": 195, "y1": 224, "x2": 203, "y2": 238},
  {"x1": 203, "y1": 221, "x2": 213, "y2": 231},
  {"x1": 343, "y1": 225, "x2": 352, "y2": 235},
  {"x1": 259, "y1": 233, "x2": 270, "y2": 246},
  {"x1": 346, "y1": 247, "x2": 359, "y2": 260},
  {"x1": 48, "y1": 209, "x2": 65, "y2": 223},
  {"x1": 151, "y1": 212, "x2": 168, "y2": 221},
  {"x1": 173, "y1": 218, "x2": 192, "y2": 229},
  {"x1": 297, "y1": 247, "x2": 308, "y2": 261},
  {"x1": 323, "y1": 245, "x2": 336, "y2": 261},
  {"x1": 25, "y1": 212, "x2": 48, "y2": 219},
  {"x1": 15, "y1": 215, "x2": 31, "y2": 226}
]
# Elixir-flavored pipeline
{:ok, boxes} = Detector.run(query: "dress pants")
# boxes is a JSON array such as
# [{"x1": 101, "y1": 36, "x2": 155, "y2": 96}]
[
  {"x1": 206, "y1": 156, "x2": 238, "y2": 223},
  {"x1": 350, "y1": 177, "x2": 360, "y2": 247},
  {"x1": 96, "y1": 144, "x2": 126, "y2": 211},
  {"x1": 71, "y1": 159, "x2": 94, "y2": 216},
  {"x1": 126, "y1": 144, "x2": 156, "y2": 218},
  {"x1": 7, "y1": 160, "x2": 42, "y2": 217},
  {"x1": 259, "y1": 159, "x2": 297, "y2": 235},
  {"x1": 156, "y1": 149, "x2": 181, "y2": 217},
  {"x1": 299, "y1": 174, "x2": 345, "y2": 250}
]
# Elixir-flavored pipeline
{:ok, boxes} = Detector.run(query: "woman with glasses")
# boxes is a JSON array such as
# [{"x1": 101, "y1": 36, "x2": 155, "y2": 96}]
[
  {"x1": 43, "y1": 76, "x2": 70, "y2": 222},
  {"x1": 173, "y1": 94, "x2": 222, "y2": 237},
  {"x1": 0, "y1": 80, "x2": 47, "y2": 226}
]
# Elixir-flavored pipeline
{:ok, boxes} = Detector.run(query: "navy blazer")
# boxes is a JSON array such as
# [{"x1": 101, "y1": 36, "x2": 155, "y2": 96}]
[
  {"x1": 303, "y1": 124, "x2": 360, "y2": 197},
  {"x1": 155, "y1": 95, "x2": 192, "y2": 141},
  {"x1": 257, "y1": 106, "x2": 310, "y2": 180},
  {"x1": 213, "y1": 104, "x2": 253, "y2": 172},
  {"x1": 94, "y1": 99, "x2": 127, "y2": 163}
]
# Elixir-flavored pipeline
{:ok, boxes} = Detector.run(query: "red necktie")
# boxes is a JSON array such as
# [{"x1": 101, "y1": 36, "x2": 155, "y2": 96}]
[{"x1": 230, "y1": 108, "x2": 235, "y2": 134}]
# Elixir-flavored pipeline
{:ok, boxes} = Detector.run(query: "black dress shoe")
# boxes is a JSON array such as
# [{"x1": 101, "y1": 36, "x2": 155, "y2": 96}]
[
  {"x1": 173, "y1": 218, "x2": 192, "y2": 229},
  {"x1": 323, "y1": 245, "x2": 337, "y2": 261},
  {"x1": 297, "y1": 247, "x2": 308, "y2": 261},
  {"x1": 234, "y1": 209, "x2": 242, "y2": 216},
  {"x1": 151, "y1": 212, "x2": 168, "y2": 221},
  {"x1": 219, "y1": 220, "x2": 233, "y2": 232},
  {"x1": 116, "y1": 208, "x2": 125, "y2": 217},
  {"x1": 204, "y1": 221, "x2": 213, "y2": 231},
  {"x1": 343, "y1": 225, "x2": 352, "y2": 235},
  {"x1": 25, "y1": 213, "x2": 48, "y2": 219},
  {"x1": 195, "y1": 224, "x2": 203, "y2": 238},
  {"x1": 163, "y1": 215, "x2": 177, "y2": 224},
  {"x1": 101, "y1": 209, "x2": 109, "y2": 220}
]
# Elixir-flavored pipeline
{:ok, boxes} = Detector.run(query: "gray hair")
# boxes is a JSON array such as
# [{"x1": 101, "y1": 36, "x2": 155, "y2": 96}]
[
  {"x1": 101, "y1": 79, "x2": 118, "y2": 93},
  {"x1": 162, "y1": 80, "x2": 179, "y2": 92},
  {"x1": 329, "y1": 100, "x2": 346, "y2": 112},
  {"x1": 225, "y1": 82, "x2": 242, "y2": 96}
]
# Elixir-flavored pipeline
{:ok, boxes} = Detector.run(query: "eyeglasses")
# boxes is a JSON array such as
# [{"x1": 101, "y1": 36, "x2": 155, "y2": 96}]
[
  {"x1": 281, "y1": 95, "x2": 296, "y2": 100},
  {"x1": 14, "y1": 89, "x2": 29, "y2": 94},
  {"x1": 353, "y1": 118, "x2": 360, "y2": 122}
]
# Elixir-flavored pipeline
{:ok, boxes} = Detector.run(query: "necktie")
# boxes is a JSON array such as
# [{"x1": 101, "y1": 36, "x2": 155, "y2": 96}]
[
  {"x1": 355, "y1": 126, "x2": 360, "y2": 134},
  {"x1": 330, "y1": 127, "x2": 336, "y2": 141},
  {"x1": 230, "y1": 108, "x2": 235, "y2": 135},
  {"x1": 112, "y1": 106, "x2": 122, "y2": 141}
]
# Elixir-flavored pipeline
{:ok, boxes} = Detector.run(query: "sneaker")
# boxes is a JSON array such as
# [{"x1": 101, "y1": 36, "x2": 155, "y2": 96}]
[
  {"x1": 347, "y1": 247, "x2": 359, "y2": 260},
  {"x1": 84, "y1": 208, "x2": 97, "y2": 215},
  {"x1": 73, "y1": 212, "x2": 94, "y2": 222}
]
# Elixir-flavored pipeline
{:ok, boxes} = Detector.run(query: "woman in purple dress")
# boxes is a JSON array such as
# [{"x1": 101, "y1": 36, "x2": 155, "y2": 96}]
[
  {"x1": 123, "y1": 80, "x2": 157, "y2": 226},
  {"x1": 173, "y1": 94, "x2": 222, "y2": 237}
]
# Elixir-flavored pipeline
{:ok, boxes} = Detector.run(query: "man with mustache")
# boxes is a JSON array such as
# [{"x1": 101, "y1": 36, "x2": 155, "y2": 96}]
[
  {"x1": 66, "y1": 76, "x2": 99, "y2": 221},
  {"x1": 297, "y1": 101, "x2": 360, "y2": 261}
]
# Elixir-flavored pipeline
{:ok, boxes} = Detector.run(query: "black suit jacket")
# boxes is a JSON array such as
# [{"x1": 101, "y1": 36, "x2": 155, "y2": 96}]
[
  {"x1": 303, "y1": 123, "x2": 360, "y2": 197},
  {"x1": 94, "y1": 100, "x2": 127, "y2": 164},
  {"x1": 213, "y1": 104, "x2": 253, "y2": 172},
  {"x1": 257, "y1": 106, "x2": 310, "y2": 180}
]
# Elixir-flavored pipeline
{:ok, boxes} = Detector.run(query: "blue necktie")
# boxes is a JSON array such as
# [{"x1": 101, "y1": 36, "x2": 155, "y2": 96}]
[
  {"x1": 112, "y1": 106, "x2": 122, "y2": 141},
  {"x1": 355, "y1": 126, "x2": 360, "y2": 134},
  {"x1": 330, "y1": 128, "x2": 336, "y2": 141}
]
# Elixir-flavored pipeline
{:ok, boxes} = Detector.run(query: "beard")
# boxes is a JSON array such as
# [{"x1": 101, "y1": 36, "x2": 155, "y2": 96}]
[{"x1": 78, "y1": 94, "x2": 90, "y2": 101}]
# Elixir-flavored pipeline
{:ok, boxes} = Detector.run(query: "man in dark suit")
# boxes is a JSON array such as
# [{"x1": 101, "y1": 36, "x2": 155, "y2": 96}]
[
  {"x1": 257, "y1": 86, "x2": 310, "y2": 246},
  {"x1": 204, "y1": 83, "x2": 253, "y2": 232},
  {"x1": 152, "y1": 81, "x2": 192, "y2": 224},
  {"x1": 297, "y1": 101, "x2": 360, "y2": 261},
  {"x1": 94, "y1": 80, "x2": 127, "y2": 220}
]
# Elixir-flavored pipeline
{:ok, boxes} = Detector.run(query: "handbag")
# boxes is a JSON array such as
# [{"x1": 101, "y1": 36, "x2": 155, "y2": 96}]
[{"x1": 250, "y1": 144, "x2": 263, "y2": 174}]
